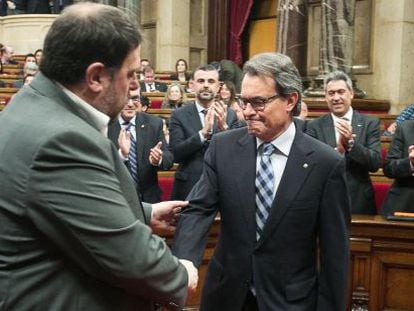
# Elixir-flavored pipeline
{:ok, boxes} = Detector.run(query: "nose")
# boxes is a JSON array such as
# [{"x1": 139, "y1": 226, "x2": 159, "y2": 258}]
[
  {"x1": 332, "y1": 92, "x2": 340, "y2": 101},
  {"x1": 129, "y1": 72, "x2": 139, "y2": 90},
  {"x1": 243, "y1": 102, "x2": 257, "y2": 117}
]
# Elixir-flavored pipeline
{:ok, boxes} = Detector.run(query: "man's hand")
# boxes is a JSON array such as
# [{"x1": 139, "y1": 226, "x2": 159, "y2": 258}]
[
  {"x1": 408, "y1": 145, "x2": 414, "y2": 167},
  {"x1": 213, "y1": 100, "x2": 228, "y2": 131},
  {"x1": 149, "y1": 141, "x2": 163, "y2": 166},
  {"x1": 118, "y1": 129, "x2": 131, "y2": 158},
  {"x1": 387, "y1": 122, "x2": 397, "y2": 135},
  {"x1": 201, "y1": 107, "x2": 214, "y2": 139},
  {"x1": 150, "y1": 200, "x2": 189, "y2": 234},
  {"x1": 179, "y1": 259, "x2": 199, "y2": 296},
  {"x1": 336, "y1": 119, "x2": 354, "y2": 152}
]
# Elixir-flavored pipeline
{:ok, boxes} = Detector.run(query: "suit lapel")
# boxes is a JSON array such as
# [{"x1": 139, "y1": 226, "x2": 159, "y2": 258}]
[
  {"x1": 135, "y1": 114, "x2": 146, "y2": 167},
  {"x1": 107, "y1": 120, "x2": 121, "y2": 148},
  {"x1": 351, "y1": 110, "x2": 364, "y2": 144},
  {"x1": 322, "y1": 114, "x2": 337, "y2": 147},
  {"x1": 235, "y1": 133, "x2": 257, "y2": 242},
  {"x1": 256, "y1": 131, "x2": 315, "y2": 246},
  {"x1": 187, "y1": 103, "x2": 203, "y2": 132}
]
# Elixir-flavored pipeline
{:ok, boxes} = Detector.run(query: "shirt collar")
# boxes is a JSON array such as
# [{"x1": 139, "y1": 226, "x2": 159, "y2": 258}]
[
  {"x1": 59, "y1": 84, "x2": 110, "y2": 136},
  {"x1": 256, "y1": 121, "x2": 296, "y2": 157},
  {"x1": 118, "y1": 115, "x2": 136, "y2": 126},
  {"x1": 331, "y1": 107, "x2": 353, "y2": 123},
  {"x1": 195, "y1": 101, "x2": 208, "y2": 113}
]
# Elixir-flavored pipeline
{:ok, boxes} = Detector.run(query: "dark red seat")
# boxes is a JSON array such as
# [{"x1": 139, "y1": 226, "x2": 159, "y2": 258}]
[{"x1": 159, "y1": 176, "x2": 174, "y2": 201}]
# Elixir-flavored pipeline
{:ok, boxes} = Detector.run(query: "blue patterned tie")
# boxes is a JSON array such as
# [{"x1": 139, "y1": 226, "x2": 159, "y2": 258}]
[
  {"x1": 123, "y1": 121, "x2": 139, "y2": 184},
  {"x1": 255, "y1": 143, "x2": 275, "y2": 240}
]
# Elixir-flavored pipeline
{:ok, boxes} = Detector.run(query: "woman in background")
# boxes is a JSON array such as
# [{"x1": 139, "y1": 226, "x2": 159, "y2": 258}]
[
  {"x1": 34, "y1": 49, "x2": 42, "y2": 65},
  {"x1": 170, "y1": 58, "x2": 191, "y2": 82},
  {"x1": 161, "y1": 82, "x2": 187, "y2": 109}
]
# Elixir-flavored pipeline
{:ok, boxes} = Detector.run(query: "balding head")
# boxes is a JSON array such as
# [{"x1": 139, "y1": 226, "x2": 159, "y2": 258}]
[{"x1": 40, "y1": 2, "x2": 142, "y2": 86}]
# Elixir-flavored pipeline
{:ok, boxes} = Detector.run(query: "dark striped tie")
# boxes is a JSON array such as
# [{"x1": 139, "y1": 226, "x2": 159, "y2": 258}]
[
  {"x1": 255, "y1": 143, "x2": 275, "y2": 240},
  {"x1": 123, "y1": 121, "x2": 139, "y2": 184}
]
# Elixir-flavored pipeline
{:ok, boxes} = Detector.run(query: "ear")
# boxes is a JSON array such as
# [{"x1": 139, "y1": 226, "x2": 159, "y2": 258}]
[
  {"x1": 85, "y1": 62, "x2": 108, "y2": 93},
  {"x1": 286, "y1": 92, "x2": 299, "y2": 112}
]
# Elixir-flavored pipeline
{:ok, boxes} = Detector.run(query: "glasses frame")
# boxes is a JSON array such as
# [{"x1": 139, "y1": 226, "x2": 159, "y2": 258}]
[{"x1": 236, "y1": 94, "x2": 281, "y2": 111}]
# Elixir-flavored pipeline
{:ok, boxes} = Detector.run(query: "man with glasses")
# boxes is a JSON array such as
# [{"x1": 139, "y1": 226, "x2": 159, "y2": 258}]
[
  {"x1": 172, "y1": 52, "x2": 350, "y2": 311},
  {"x1": 168, "y1": 64, "x2": 239, "y2": 200},
  {"x1": 108, "y1": 90, "x2": 173, "y2": 203},
  {"x1": 307, "y1": 70, "x2": 382, "y2": 215}
]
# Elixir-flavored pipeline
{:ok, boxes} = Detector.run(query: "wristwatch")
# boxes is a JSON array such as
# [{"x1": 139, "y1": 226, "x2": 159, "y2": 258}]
[{"x1": 347, "y1": 138, "x2": 355, "y2": 152}]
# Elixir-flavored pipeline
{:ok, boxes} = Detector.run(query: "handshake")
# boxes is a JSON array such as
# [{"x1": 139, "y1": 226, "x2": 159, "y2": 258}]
[{"x1": 179, "y1": 259, "x2": 199, "y2": 295}]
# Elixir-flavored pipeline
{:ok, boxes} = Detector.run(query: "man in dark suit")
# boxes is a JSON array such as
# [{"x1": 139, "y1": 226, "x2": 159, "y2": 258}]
[
  {"x1": 381, "y1": 120, "x2": 414, "y2": 215},
  {"x1": 168, "y1": 64, "x2": 239, "y2": 200},
  {"x1": 0, "y1": 3, "x2": 197, "y2": 310},
  {"x1": 140, "y1": 65, "x2": 167, "y2": 92},
  {"x1": 307, "y1": 70, "x2": 382, "y2": 215},
  {"x1": 108, "y1": 91, "x2": 173, "y2": 203},
  {"x1": 172, "y1": 52, "x2": 351, "y2": 311}
]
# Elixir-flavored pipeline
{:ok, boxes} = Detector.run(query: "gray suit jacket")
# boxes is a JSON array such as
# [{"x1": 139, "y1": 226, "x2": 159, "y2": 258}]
[
  {"x1": 108, "y1": 113, "x2": 173, "y2": 203},
  {"x1": 169, "y1": 101, "x2": 239, "y2": 200},
  {"x1": 0, "y1": 73, "x2": 187, "y2": 310},
  {"x1": 172, "y1": 125, "x2": 350, "y2": 311},
  {"x1": 307, "y1": 111, "x2": 382, "y2": 214},
  {"x1": 381, "y1": 120, "x2": 414, "y2": 215}
]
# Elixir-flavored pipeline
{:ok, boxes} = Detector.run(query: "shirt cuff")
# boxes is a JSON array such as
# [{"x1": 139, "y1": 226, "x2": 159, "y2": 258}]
[{"x1": 118, "y1": 149, "x2": 128, "y2": 161}]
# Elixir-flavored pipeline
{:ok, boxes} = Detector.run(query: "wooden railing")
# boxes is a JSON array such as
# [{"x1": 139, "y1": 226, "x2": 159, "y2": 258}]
[{"x1": 161, "y1": 215, "x2": 414, "y2": 311}]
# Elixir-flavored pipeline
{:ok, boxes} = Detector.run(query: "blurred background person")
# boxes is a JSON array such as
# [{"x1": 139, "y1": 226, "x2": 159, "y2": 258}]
[
  {"x1": 13, "y1": 62, "x2": 38, "y2": 88},
  {"x1": 381, "y1": 120, "x2": 414, "y2": 215},
  {"x1": 161, "y1": 82, "x2": 187, "y2": 109},
  {"x1": 140, "y1": 65, "x2": 167, "y2": 92},
  {"x1": 170, "y1": 58, "x2": 191, "y2": 83},
  {"x1": 34, "y1": 49, "x2": 43, "y2": 65},
  {"x1": 108, "y1": 90, "x2": 174, "y2": 203},
  {"x1": 1, "y1": 45, "x2": 18, "y2": 65},
  {"x1": 383, "y1": 103, "x2": 414, "y2": 136}
]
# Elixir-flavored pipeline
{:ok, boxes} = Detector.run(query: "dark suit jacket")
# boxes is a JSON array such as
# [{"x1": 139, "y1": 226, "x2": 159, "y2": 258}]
[
  {"x1": 219, "y1": 59, "x2": 243, "y2": 93},
  {"x1": 140, "y1": 81, "x2": 168, "y2": 93},
  {"x1": 169, "y1": 101, "x2": 239, "y2": 200},
  {"x1": 381, "y1": 120, "x2": 414, "y2": 215},
  {"x1": 307, "y1": 111, "x2": 382, "y2": 214},
  {"x1": 108, "y1": 113, "x2": 173, "y2": 203},
  {"x1": 172, "y1": 124, "x2": 351, "y2": 311},
  {"x1": 170, "y1": 72, "x2": 191, "y2": 81},
  {"x1": 0, "y1": 73, "x2": 187, "y2": 310}
]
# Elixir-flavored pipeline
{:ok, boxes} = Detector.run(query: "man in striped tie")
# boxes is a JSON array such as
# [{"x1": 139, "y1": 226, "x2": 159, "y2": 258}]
[
  {"x1": 108, "y1": 89, "x2": 174, "y2": 203},
  {"x1": 172, "y1": 52, "x2": 351, "y2": 311}
]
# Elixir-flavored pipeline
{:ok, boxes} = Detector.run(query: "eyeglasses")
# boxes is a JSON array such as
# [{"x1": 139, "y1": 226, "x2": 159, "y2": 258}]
[
  {"x1": 236, "y1": 94, "x2": 281, "y2": 111},
  {"x1": 130, "y1": 95, "x2": 140, "y2": 104}
]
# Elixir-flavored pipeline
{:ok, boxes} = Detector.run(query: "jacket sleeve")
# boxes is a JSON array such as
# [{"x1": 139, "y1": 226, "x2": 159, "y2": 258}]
[
  {"x1": 347, "y1": 117, "x2": 382, "y2": 172},
  {"x1": 26, "y1": 131, "x2": 188, "y2": 308},
  {"x1": 169, "y1": 108, "x2": 205, "y2": 163},
  {"x1": 317, "y1": 157, "x2": 351, "y2": 311},
  {"x1": 383, "y1": 122, "x2": 413, "y2": 178}
]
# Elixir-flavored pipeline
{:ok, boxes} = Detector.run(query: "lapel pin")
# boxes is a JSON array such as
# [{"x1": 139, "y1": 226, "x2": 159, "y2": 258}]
[
  {"x1": 141, "y1": 125, "x2": 145, "y2": 128},
  {"x1": 357, "y1": 124, "x2": 362, "y2": 127},
  {"x1": 303, "y1": 163, "x2": 308, "y2": 168}
]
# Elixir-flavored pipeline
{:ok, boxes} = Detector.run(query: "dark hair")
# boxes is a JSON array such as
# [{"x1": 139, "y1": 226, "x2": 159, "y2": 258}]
[
  {"x1": 243, "y1": 52, "x2": 303, "y2": 116},
  {"x1": 142, "y1": 66, "x2": 154, "y2": 74},
  {"x1": 324, "y1": 70, "x2": 353, "y2": 91},
  {"x1": 25, "y1": 53, "x2": 35, "y2": 61},
  {"x1": 193, "y1": 64, "x2": 218, "y2": 77},
  {"x1": 221, "y1": 80, "x2": 236, "y2": 104},
  {"x1": 34, "y1": 49, "x2": 42, "y2": 56},
  {"x1": 175, "y1": 58, "x2": 188, "y2": 72},
  {"x1": 140, "y1": 95, "x2": 150, "y2": 107},
  {"x1": 40, "y1": 3, "x2": 142, "y2": 85}
]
